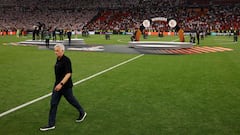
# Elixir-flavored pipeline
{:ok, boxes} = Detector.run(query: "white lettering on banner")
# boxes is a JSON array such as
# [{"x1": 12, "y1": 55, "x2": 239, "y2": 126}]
[{"x1": 151, "y1": 17, "x2": 168, "y2": 22}]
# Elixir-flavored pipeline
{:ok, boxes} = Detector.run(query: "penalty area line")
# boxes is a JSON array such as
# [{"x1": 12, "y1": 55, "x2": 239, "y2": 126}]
[{"x1": 0, "y1": 54, "x2": 144, "y2": 118}]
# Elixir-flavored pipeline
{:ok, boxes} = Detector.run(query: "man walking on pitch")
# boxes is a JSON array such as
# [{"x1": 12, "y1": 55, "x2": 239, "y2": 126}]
[{"x1": 40, "y1": 43, "x2": 87, "y2": 131}]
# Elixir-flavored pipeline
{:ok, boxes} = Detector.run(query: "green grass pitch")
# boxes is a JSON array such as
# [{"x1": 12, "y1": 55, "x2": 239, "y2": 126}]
[{"x1": 0, "y1": 34, "x2": 240, "y2": 134}]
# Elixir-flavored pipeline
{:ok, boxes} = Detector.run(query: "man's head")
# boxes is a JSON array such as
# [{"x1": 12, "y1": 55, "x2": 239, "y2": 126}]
[{"x1": 54, "y1": 43, "x2": 65, "y2": 58}]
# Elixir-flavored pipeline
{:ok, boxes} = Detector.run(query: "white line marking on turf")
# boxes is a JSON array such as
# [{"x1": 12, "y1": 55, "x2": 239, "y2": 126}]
[
  {"x1": 0, "y1": 93, "x2": 52, "y2": 118},
  {"x1": 73, "y1": 54, "x2": 144, "y2": 85},
  {"x1": 0, "y1": 54, "x2": 144, "y2": 118},
  {"x1": 117, "y1": 39, "x2": 126, "y2": 43},
  {"x1": 172, "y1": 38, "x2": 179, "y2": 42}
]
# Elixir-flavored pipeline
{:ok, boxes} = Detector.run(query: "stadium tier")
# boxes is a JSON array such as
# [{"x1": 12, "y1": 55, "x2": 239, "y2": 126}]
[{"x1": 0, "y1": 0, "x2": 239, "y2": 35}]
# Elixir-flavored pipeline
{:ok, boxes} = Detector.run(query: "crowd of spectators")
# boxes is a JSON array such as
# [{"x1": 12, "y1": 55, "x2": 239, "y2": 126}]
[
  {"x1": 0, "y1": 0, "x2": 239, "y2": 35},
  {"x1": 87, "y1": 0, "x2": 240, "y2": 33},
  {"x1": 0, "y1": 2, "x2": 98, "y2": 32}
]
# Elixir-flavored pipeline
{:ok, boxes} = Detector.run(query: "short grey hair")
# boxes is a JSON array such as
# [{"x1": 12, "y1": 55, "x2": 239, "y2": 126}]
[{"x1": 54, "y1": 43, "x2": 65, "y2": 51}]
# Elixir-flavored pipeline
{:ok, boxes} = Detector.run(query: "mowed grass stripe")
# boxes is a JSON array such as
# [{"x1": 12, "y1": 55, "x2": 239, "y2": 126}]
[
  {"x1": 0, "y1": 54, "x2": 144, "y2": 118},
  {"x1": 0, "y1": 35, "x2": 240, "y2": 135}
]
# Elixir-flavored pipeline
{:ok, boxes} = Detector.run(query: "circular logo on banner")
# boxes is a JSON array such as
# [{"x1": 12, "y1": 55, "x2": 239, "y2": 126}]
[
  {"x1": 143, "y1": 20, "x2": 150, "y2": 28},
  {"x1": 168, "y1": 19, "x2": 177, "y2": 28}
]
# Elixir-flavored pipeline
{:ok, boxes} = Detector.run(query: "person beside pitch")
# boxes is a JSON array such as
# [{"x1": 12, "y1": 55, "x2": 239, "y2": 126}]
[{"x1": 40, "y1": 43, "x2": 87, "y2": 131}]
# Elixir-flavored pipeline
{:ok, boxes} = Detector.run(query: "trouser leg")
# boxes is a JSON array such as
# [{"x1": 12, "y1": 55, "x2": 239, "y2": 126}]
[
  {"x1": 63, "y1": 88, "x2": 85, "y2": 116},
  {"x1": 48, "y1": 90, "x2": 62, "y2": 126}
]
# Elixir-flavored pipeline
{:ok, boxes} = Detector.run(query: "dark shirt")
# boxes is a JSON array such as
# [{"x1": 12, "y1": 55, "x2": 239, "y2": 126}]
[
  {"x1": 67, "y1": 31, "x2": 72, "y2": 38},
  {"x1": 54, "y1": 55, "x2": 73, "y2": 89}
]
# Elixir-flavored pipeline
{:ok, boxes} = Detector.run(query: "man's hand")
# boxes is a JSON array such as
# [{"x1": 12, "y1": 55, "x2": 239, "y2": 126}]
[
  {"x1": 54, "y1": 73, "x2": 71, "y2": 91},
  {"x1": 54, "y1": 83, "x2": 63, "y2": 91}
]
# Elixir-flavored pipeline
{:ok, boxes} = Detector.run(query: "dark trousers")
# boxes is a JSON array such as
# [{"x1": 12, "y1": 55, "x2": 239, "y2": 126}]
[
  {"x1": 48, "y1": 88, "x2": 84, "y2": 126},
  {"x1": 45, "y1": 39, "x2": 49, "y2": 48},
  {"x1": 68, "y1": 37, "x2": 71, "y2": 46}
]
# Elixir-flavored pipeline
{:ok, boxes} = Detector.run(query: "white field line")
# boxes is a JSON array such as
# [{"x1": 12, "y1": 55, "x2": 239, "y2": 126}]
[
  {"x1": 172, "y1": 38, "x2": 179, "y2": 42},
  {"x1": 0, "y1": 54, "x2": 144, "y2": 118},
  {"x1": 117, "y1": 37, "x2": 179, "y2": 43},
  {"x1": 117, "y1": 39, "x2": 126, "y2": 43}
]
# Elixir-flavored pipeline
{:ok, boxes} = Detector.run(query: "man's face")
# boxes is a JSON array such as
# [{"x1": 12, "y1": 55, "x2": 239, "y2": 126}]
[{"x1": 54, "y1": 47, "x2": 64, "y2": 58}]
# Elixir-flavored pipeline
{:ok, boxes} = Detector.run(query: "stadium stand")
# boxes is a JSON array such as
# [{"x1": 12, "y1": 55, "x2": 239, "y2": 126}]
[{"x1": 0, "y1": 0, "x2": 239, "y2": 35}]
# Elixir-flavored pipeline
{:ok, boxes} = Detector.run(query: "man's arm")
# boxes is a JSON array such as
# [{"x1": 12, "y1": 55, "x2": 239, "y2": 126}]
[{"x1": 54, "y1": 73, "x2": 71, "y2": 91}]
